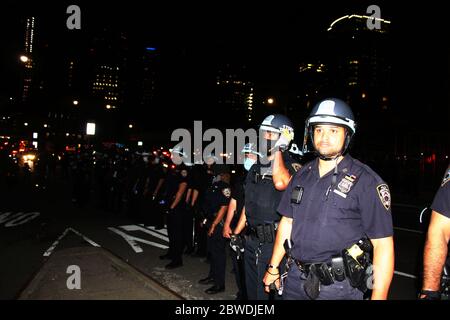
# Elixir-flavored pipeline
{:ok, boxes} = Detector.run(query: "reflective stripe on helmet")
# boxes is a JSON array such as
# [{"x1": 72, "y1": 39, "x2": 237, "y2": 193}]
[
  {"x1": 308, "y1": 115, "x2": 356, "y2": 134},
  {"x1": 259, "y1": 125, "x2": 281, "y2": 133}
]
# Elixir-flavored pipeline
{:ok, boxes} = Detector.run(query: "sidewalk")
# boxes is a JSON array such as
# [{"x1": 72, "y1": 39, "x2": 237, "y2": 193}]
[{"x1": 18, "y1": 246, "x2": 183, "y2": 300}]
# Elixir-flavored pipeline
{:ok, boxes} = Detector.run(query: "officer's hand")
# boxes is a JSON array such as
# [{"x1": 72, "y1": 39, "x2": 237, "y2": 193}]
[
  {"x1": 273, "y1": 128, "x2": 294, "y2": 152},
  {"x1": 263, "y1": 271, "x2": 280, "y2": 293},
  {"x1": 222, "y1": 225, "x2": 232, "y2": 238},
  {"x1": 208, "y1": 224, "x2": 215, "y2": 237}
]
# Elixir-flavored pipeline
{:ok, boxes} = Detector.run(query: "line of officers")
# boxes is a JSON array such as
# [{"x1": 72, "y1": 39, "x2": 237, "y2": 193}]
[{"x1": 151, "y1": 97, "x2": 449, "y2": 300}]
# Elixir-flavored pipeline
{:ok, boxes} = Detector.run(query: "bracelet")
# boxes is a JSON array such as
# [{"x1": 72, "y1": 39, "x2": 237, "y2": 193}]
[
  {"x1": 267, "y1": 264, "x2": 279, "y2": 270},
  {"x1": 266, "y1": 269, "x2": 279, "y2": 276}
]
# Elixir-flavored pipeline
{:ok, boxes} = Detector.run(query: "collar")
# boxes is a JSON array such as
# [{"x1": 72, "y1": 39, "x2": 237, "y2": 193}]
[{"x1": 311, "y1": 155, "x2": 354, "y2": 180}]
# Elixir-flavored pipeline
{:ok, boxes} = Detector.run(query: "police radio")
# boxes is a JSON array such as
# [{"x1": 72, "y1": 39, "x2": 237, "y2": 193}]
[{"x1": 291, "y1": 186, "x2": 304, "y2": 204}]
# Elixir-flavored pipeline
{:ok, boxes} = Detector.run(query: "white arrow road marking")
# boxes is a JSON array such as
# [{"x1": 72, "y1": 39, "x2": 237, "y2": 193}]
[
  {"x1": 121, "y1": 224, "x2": 169, "y2": 242},
  {"x1": 143, "y1": 225, "x2": 168, "y2": 236},
  {"x1": 108, "y1": 227, "x2": 169, "y2": 253},
  {"x1": 43, "y1": 227, "x2": 100, "y2": 257}
]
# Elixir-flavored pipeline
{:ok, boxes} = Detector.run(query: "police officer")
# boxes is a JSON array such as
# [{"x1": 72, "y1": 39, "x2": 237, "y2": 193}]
[
  {"x1": 233, "y1": 114, "x2": 300, "y2": 300},
  {"x1": 198, "y1": 164, "x2": 231, "y2": 294},
  {"x1": 420, "y1": 165, "x2": 450, "y2": 300},
  {"x1": 159, "y1": 148, "x2": 190, "y2": 269},
  {"x1": 263, "y1": 98, "x2": 394, "y2": 300},
  {"x1": 223, "y1": 143, "x2": 262, "y2": 300}
]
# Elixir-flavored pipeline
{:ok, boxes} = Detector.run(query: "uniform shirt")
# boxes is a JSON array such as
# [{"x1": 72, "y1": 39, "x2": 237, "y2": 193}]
[
  {"x1": 162, "y1": 170, "x2": 189, "y2": 207},
  {"x1": 202, "y1": 180, "x2": 231, "y2": 219},
  {"x1": 278, "y1": 155, "x2": 393, "y2": 263},
  {"x1": 431, "y1": 165, "x2": 450, "y2": 218},
  {"x1": 244, "y1": 151, "x2": 297, "y2": 226}
]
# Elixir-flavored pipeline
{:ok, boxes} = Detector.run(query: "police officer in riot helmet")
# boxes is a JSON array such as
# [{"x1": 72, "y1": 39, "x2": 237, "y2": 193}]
[
  {"x1": 263, "y1": 98, "x2": 394, "y2": 300},
  {"x1": 233, "y1": 114, "x2": 301, "y2": 300},
  {"x1": 159, "y1": 147, "x2": 190, "y2": 269},
  {"x1": 223, "y1": 143, "x2": 262, "y2": 300},
  {"x1": 198, "y1": 164, "x2": 232, "y2": 294},
  {"x1": 420, "y1": 164, "x2": 450, "y2": 300}
]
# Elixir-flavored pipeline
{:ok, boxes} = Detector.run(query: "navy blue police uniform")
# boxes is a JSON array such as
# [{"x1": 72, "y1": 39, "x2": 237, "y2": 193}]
[
  {"x1": 161, "y1": 168, "x2": 189, "y2": 268},
  {"x1": 202, "y1": 179, "x2": 231, "y2": 291},
  {"x1": 230, "y1": 175, "x2": 248, "y2": 299},
  {"x1": 277, "y1": 155, "x2": 393, "y2": 300},
  {"x1": 431, "y1": 166, "x2": 450, "y2": 219},
  {"x1": 431, "y1": 165, "x2": 450, "y2": 278},
  {"x1": 244, "y1": 151, "x2": 297, "y2": 300}
]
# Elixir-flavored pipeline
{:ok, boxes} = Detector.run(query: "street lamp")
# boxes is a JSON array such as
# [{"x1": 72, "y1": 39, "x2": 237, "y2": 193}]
[
  {"x1": 267, "y1": 98, "x2": 274, "y2": 105},
  {"x1": 128, "y1": 124, "x2": 133, "y2": 129},
  {"x1": 20, "y1": 55, "x2": 29, "y2": 63},
  {"x1": 73, "y1": 100, "x2": 79, "y2": 106}
]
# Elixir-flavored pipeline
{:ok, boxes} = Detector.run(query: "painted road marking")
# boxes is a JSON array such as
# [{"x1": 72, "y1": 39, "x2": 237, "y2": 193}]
[
  {"x1": 43, "y1": 227, "x2": 100, "y2": 257},
  {"x1": 0, "y1": 211, "x2": 40, "y2": 227},
  {"x1": 108, "y1": 227, "x2": 169, "y2": 253},
  {"x1": 122, "y1": 225, "x2": 169, "y2": 242}
]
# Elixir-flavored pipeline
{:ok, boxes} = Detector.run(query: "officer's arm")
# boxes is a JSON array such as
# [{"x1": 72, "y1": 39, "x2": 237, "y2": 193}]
[
  {"x1": 223, "y1": 198, "x2": 237, "y2": 238},
  {"x1": 191, "y1": 189, "x2": 199, "y2": 206},
  {"x1": 263, "y1": 216, "x2": 293, "y2": 291},
  {"x1": 185, "y1": 188, "x2": 192, "y2": 204},
  {"x1": 272, "y1": 151, "x2": 292, "y2": 191},
  {"x1": 211, "y1": 205, "x2": 228, "y2": 229},
  {"x1": 169, "y1": 182, "x2": 188, "y2": 209},
  {"x1": 268, "y1": 216, "x2": 293, "y2": 268},
  {"x1": 153, "y1": 178, "x2": 165, "y2": 198},
  {"x1": 233, "y1": 206, "x2": 247, "y2": 235},
  {"x1": 422, "y1": 211, "x2": 450, "y2": 294},
  {"x1": 370, "y1": 236, "x2": 394, "y2": 300}
]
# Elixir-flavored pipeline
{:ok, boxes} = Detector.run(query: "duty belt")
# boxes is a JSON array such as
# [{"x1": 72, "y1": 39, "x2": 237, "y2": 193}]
[{"x1": 246, "y1": 222, "x2": 279, "y2": 243}]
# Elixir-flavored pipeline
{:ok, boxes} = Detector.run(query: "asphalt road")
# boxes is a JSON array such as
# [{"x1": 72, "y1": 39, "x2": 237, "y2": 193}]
[{"x1": 0, "y1": 173, "x2": 432, "y2": 300}]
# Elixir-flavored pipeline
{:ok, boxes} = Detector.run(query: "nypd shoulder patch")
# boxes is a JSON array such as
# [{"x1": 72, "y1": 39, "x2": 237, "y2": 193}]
[
  {"x1": 441, "y1": 166, "x2": 450, "y2": 187},
  {"x1": 222, "y1": 188, "x2": 231, "y2": 198},
  {"x1": 376, "y1": 184, "x2": 391, "y2": 211}
]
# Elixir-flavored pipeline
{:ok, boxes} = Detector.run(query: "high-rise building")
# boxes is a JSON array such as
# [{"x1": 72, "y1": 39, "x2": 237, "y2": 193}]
[
  {"x1": 91, "y1": 64, "x2": 121, "y2": 109},
  {"x1": 325, "y1": 14, "x2": 392, "y2": 115},
  {"x1": 21, "y1": 16, "x2": 36, "y2": 102},
  {"x1": 140, "y1": 47, "x2": 160, "y2": 107},
  {"x1": 296, "y1": 62, "x2": 328, "y2": 110},
  {"x1": 216, "y1": 63, "x2": 254, "y2": 126}
]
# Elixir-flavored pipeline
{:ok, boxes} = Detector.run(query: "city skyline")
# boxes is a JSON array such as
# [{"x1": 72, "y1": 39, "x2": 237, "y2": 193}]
[{"x1": 0, "y1": 2, "x2": 448, "y2": 141}]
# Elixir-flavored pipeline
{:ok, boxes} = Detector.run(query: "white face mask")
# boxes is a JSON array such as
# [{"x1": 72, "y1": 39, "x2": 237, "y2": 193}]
[{"x1": 244, "y1": 158, "x2": 256, "y2": 171}]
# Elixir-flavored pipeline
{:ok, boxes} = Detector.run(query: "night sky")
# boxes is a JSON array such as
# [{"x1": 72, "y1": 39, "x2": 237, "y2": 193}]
[{"x1": 1, "y1": 1, "x2": 449, "y2": 132}]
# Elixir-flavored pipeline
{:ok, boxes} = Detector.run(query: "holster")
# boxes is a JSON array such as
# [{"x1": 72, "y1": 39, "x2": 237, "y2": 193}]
[{"x1": 303, "y1": 264, "x2": 320, "y2": 300}]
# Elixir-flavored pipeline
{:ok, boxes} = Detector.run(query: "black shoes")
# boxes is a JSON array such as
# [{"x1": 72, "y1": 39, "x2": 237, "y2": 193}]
[
  {"x1": 198, "y1": 276, "x2": 215, "y2": 285},
  {"x1": 205, "y1": 285, "x2": 225, "y2": 294},
  {"x1": 165, "y1": 261, "x2": 183, "y2": 269}
]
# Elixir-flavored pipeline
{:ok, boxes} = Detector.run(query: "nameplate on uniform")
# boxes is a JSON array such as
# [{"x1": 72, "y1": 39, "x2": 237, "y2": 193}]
[{"x1": 334, "y1": 174, "x2": 357, "y2": 198}]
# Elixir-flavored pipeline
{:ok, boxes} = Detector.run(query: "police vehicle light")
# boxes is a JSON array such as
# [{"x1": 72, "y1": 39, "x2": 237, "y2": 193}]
[{"x1": 163, "y1": 163, "x2": 168, "y2": 168}]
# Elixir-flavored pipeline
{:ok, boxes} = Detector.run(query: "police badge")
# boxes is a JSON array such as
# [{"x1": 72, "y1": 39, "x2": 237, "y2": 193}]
[
  {"x1": 222, "y1": 188, "x2": 231, "y2": 198},
  {"x1": 376, "y1": 184, "x2": 391, "y2": 211},
  {"x1": 334, "y1": 174, "x2": 356, "y2": 198}
]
